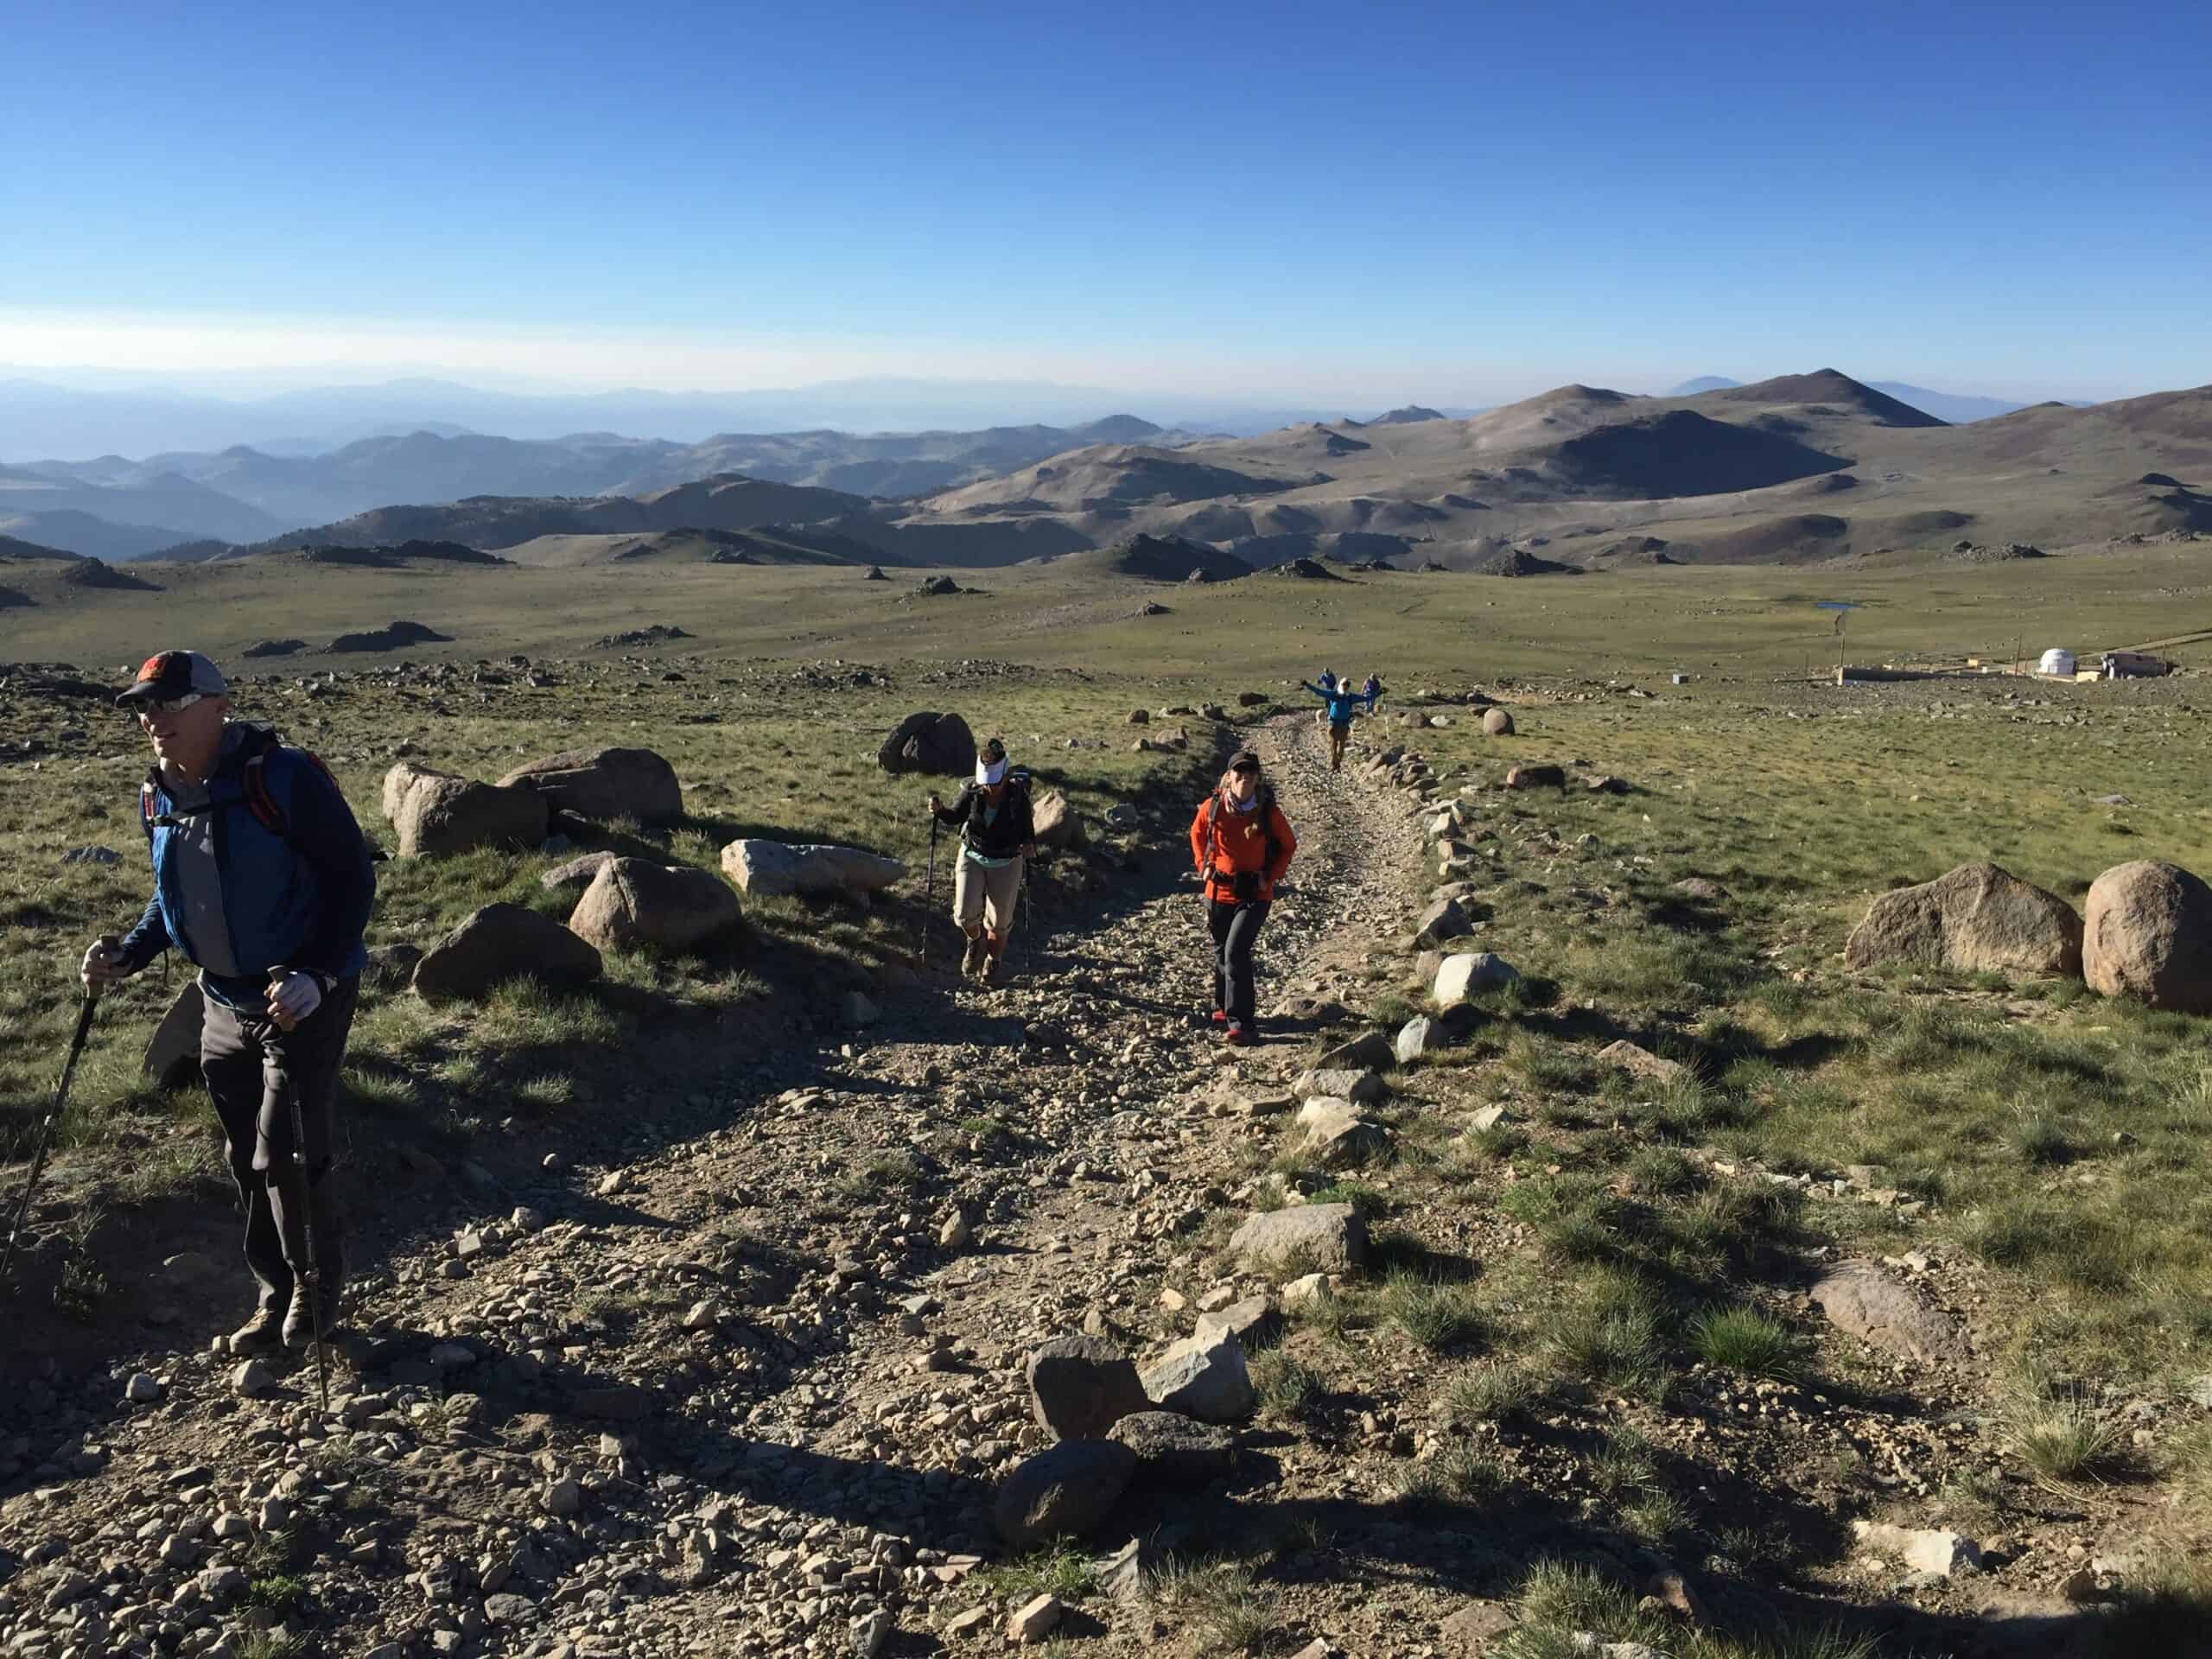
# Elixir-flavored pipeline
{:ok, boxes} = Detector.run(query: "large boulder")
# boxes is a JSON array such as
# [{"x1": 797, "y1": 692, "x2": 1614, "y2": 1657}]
[
  {"x1": 498, "y1": 747, "x2": 683, "y2": 827},
  {"x1": 413, "y1": 904, "x2": 602, "y2": 1001},
  {"x1": 1481, "y1": 709, "x2": 1514, "y2": 737},
  {"x1": 1140, "y1": 1334, "x2": 1255, "y2": 1423},
  {"x1": 392, "y1": 769, "x2": 549, "y2": 857},
  {"x1": 876, "y1": 711, "x2": 976, "y2": 777},
  {"x1": 1843, "y1": 861, "x2": 2082, "y2": 978},
  {"x1": 1227, "y1": 1203, "x2": 1367, "y2": 1273},
  {"x1": 993, "y1": 1440, "x2": 1136, "y2": 1548},
  {"x1": 142, "y1": 982, "x2": 205, "y2": 1089},
  {"x1": 1434, "y1": 951, "x2": 1522, "y2": 1007},
  {"x1": 2082, "y1": 861, "x2": 2212, "y2": 1014},
  {"x1": 718, "y1": 841, "x2": 906, "y2": 898},
  {"x1": 568, "y1": 859, "x2": 741, "y2": 953},
  {"x1": 1026, "y1": 1336, "x2": 1148, "y2": 1442}
]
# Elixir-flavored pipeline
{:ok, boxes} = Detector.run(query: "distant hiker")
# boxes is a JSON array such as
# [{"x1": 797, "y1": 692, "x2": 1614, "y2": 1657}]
[
  {"x1": 1313, "y1": 668, "x2": 1338, "y2": 728},
  {"x1": 1190, "y1": 749, "x2": 1297, "y2": 1044},
  {"x1": 79, "y1": 651, "x2": 374, "y2": 1356},
  {"x1": 1302, "y1": 674, "x2": 1366, "y2": 772},
  {"x1": 1362, "y1": 672, "x2": 1382, "y2": 713},
  {"x1": 926, "y1": 736, "x2": 1035, "y2": 984}
]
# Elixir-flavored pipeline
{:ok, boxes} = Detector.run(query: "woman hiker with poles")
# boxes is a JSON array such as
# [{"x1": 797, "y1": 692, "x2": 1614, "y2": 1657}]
[
  {"x1": 926, "y1": 737, "x2": 1036, "y2": 984},
  {"x1": 78, "y1": 651, "x2": 374, "y2": 1375},
  {"x1": 1191, "y1": 747, "x2": 1298, "y2": 1046}
]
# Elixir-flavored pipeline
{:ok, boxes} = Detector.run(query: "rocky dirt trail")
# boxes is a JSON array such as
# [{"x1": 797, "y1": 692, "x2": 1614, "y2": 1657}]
[{"x1": 1, "y1": 715, "x2": 1433, "y2": 1659}]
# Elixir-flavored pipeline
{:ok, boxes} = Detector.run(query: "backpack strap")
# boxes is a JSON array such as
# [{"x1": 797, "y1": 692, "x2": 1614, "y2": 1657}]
[{"x1": 139, "y1": 770, "x2": 162, "y2": 845}]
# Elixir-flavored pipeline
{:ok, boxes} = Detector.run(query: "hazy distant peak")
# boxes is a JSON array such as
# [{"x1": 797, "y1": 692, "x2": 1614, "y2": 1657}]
[
  {"x1": 1370, "y1": 405, "x2": 1446, "y2": 424},
  {"x1": 1668, "y1": 375, "x2": 1741, "y2": 395}
]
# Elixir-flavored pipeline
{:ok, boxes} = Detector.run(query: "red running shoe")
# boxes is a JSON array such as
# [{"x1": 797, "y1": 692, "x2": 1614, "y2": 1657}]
[
  {"x1": 1223, "y1": 1021, "x2": 1253, "y2": 1046},
  {"x1": 1210, "y1": 1008, "x2": 1228, "y2": 1026}
]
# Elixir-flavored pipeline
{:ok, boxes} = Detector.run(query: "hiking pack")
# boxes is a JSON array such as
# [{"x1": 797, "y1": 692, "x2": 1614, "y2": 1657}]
[
  {"x1": 1205, "y1": 782, "x2": 1281, "y2": 898},
  {"x1": 139, "y1": 723, "x2": 337, "y2": 846}
]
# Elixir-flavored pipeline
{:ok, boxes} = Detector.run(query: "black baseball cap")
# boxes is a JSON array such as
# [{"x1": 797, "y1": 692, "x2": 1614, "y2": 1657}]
[
  {"x1": 1229, "y1": 748, "x2": 1262, "y2": 772},
  {"x1": 117, "y1": 650, "x2": 228, "y2": 708}
]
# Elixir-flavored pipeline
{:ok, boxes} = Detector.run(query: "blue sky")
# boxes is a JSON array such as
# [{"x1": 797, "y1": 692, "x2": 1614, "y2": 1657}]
[{"x1": 3, "y1": 0, "x2": 2206, "y2": 403}]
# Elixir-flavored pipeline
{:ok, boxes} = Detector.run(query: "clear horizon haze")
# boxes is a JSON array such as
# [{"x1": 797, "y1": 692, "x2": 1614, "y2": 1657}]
[{"x1": 3, "y1": 0, "x2": 2208, "y2": 408}]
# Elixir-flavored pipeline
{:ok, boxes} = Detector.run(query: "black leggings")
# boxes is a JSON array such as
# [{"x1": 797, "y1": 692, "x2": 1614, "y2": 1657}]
[{"x1": 1208, "y1": 899, "x2": 1271, "y2": 1024}]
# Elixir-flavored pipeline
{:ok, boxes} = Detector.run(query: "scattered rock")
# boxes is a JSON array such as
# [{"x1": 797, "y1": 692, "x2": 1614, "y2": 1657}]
[
  {"x1": 232, "y1": 1359, "x2": 274, "y2": 1398},
  {"x1": 1481, "y1": 709, "x2": 1515, "y2": 736},
  {"x1": 993, "y1": 1440, "x2": 1137, "y2": 1548},
  {"x1": 2082, "y1": 860, "x2": 2212, "y2": 1014},
  {"x1": 387, "y1": 765, "x2": 549, "y2": 857},
  {"x1": 1317, "y1": 1029, "x2": 1396, "y2": 1071},
  {"x1": 1844, "y1": 861, "x2": 2083, "y2": 979},
  {"x1": 1503, "y1": 764, "x2": 1565, "y2": 790},
  {"x1": 720, "y1": 840, "x2": 906, "y2": 897},
  {"x1": 1433, "y1": 950, "x2": 1521, "y2": 1007},
  {"x1": 60, "y1": 845, "x2": 120, "y2": 865},
  {"x1": 1440, "y1": 1599, "x2": 1515, "y2": 1650},
  {"x1": 567, "y1": 857, "x2": 741, "y2": 952},
  {"x1": 1298, "y1": 1098, "x2": 1390, "y2": 1166},
  {"x1": 413, "y1": 904, "x2": 602, "y2": 1001},
  {"x1": 1415, "y1": 895, "x2": 1475, "y2": 945},
  {"x1": 1027, "y1": 1335, "x2": 1149, "y2": 1442},
  {"x1": 541, "y1": 851, "x2": 619, "y2": 892},
  {"x1": 1007, "y1": 1592, "x2": 1065, "y2": 1644},
  {"x1": 1230, "y1": 1203, "x2": 1368, "y2": 1273},
  {"x1": 498, "y1": 746, "x2": 683, "y2": 826},
  {"x1": 1030, "y1": 789, "x2": 1086, "y2": 851},
  {"x1": 1195, "y1": 1295, "x2": 1280, "y2": 1349},
  {"x1": 124, "y1": 1371, "x2": 162, "y2": 1403},
  {"x1": 1141, "y1": 1333, "x2": 1256, "y2": 1421},
  {"x1": 1853, "y1": 1520, "x2": 1983, "y2": 1577},
  {"x1": 1812, "y1": 1262, "x2": 1963, "y2": 1363},
  {"x1": 1293, "y1": 1067, "x2": 1387, "y2": 1105},
  {"x1": 1109, "y1": 1410, "x2": 1236, "y2": 1484}
]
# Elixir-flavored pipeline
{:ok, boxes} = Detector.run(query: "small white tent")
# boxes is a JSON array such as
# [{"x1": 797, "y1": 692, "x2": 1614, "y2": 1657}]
[{"x1": 2038, "y1": 647, "x2": 2076, "y2": 677}]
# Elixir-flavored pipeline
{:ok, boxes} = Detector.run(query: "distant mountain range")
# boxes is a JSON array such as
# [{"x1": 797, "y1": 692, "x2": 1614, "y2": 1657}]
[{"x1": 1662, "y1": 375, "x2": 2087, "y2": 425}]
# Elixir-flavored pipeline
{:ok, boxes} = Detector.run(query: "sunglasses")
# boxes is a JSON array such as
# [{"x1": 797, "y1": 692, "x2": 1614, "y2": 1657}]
[
  {"x1": 1230, "y1": 762, "x2": 1259, "y2": 776},
  {"x1": 135, "y1": 692, "x2": 207, "y2": 715}
]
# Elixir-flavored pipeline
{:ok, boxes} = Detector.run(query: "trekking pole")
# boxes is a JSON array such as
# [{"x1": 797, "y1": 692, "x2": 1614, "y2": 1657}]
[
  {"x1": 264, "y1": 1000, "x2": 331, "y2": 1414},
  {"x1": 3, "y1": 989, "x2": 99, "y2": 1287},
  {"x1": 919, "y1": 814, "x2": 940, "y2": 969}
]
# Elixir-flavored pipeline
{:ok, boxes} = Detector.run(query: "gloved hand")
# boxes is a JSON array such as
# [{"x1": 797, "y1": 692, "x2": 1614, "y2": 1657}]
[
  {"x1": 80, "y1": 935, "x2": 131, "y2": 988},
  {"x1": 266, "y1": 970, "x2": 323, "y2": 1031},
  {"x1": 926, "y1": 793, "x2": 943, "y2": 817}
]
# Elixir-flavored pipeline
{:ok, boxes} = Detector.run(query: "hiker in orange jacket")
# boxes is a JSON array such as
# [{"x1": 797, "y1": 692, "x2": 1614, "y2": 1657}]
[{"x1": 1189, "y1": 747, "x2": 1297, "y2": 1044}]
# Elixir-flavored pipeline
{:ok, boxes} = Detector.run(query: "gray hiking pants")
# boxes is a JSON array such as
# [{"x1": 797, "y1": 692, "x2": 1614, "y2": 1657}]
[{"x1": 200, "y1": 976, "x2": 357, "y2": 1313}]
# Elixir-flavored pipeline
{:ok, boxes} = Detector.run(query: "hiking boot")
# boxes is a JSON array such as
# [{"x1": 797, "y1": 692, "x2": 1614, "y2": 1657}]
[
  {"x1": 228, "y1": 1301, "x2": 288, "y2": 1355},
  {"x1": 979, "y1": 950, "x2": 1001, "y2": 985},
  {"x1": 959, "y1": 935, "x2": 988, "y2": 978},
  {"x1": 283, "y1": 1278, "x2": 343, "y2": 1350}
]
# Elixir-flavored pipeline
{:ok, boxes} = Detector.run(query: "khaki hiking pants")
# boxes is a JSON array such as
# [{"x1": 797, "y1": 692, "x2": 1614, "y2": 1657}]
[
  {"x1": 954, "y1": 855, "x2": 1023, "y2": 934},
  {"x1": 1329, "y1": 721, "x2": 1351, "y2": 770}
]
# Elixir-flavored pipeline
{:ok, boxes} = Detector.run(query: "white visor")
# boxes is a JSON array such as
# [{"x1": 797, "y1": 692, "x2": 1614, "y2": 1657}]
[{"x1": 976, "y1": 757, "x2": 1008, "y2": 785}]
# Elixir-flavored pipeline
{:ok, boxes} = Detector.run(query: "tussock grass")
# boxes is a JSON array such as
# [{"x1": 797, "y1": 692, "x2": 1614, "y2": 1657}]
[
  {"x1": 1149, "y1": 1559, "x2": 1277, "y2": 1654},
  {"x1": 1548, "y1": 1268, "x2": 1669, "y2": 1395},
  {"x1": 977, "y1": 1540, "x2": 1094, "y2": 1603},
  {"x1": 1440, "y1": 1361, "x2": 1542, "y2": 1426},
  {"x1": 1250, "y1": 1351, "x2": 1325, "y2": 1417},
  {"x1": 1381, "y1": 1270, "x2": 1487, "y2": 1351},
  {"x1": 1690, "y1": 1306, "x2": 1804, "y2": 1382}
]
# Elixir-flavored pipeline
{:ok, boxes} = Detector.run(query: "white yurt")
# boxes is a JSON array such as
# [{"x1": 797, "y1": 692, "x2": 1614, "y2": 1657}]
[{"x1": 2037, "y1": 647, "x2": 2076, "y2": 677}]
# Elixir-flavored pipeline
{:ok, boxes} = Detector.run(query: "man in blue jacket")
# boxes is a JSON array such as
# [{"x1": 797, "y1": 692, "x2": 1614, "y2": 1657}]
[
  {"x1": 1303, "y1": 676, "x2": 1365, "y2": 772},
  {"x1": 80, "y1": 651, "x2": 374, "y2": 1356}
]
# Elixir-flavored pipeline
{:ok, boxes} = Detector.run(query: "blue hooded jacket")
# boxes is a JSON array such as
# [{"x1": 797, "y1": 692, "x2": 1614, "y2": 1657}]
[
  {"x1": 1303, "y1": 681, "x2": 1365, "y2": 723},
  {"x1": 119, "y1": 726, "x2": 375, "y2": 1007}
]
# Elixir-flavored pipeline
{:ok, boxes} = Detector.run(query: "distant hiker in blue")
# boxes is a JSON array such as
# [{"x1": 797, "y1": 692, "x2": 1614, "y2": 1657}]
[
  {"x1": 1362, "y1": 673, "x2": 1382, "y2": 714},
  {"x1": 1303, "y1": 675, "x2": 1365, "y2": 772},
  {"x1": 82, "y1": 651, "x2": 374, "y2": 1358}
]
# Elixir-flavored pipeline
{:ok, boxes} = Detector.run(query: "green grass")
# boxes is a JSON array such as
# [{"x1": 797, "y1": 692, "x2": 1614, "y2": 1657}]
[
  {"x1": 1689, "y1": 1305, "x2": 1805, "y2": 1382},
  {"x1": 1149, "y1": 1559, "x2": 1278, "y2": 1655},
  {"x1": 1440, "y1": 1361, "x2": 1543, "y2": 1426},
  {"x1": 1251, "y1": 1351, "x2": 1325, "y2": 1417},
  {"x1": 1381, "y1": 1270, "x2": 1487, "y2": 1351},
  {"x1": 976, "y1": 1540, "x2": 1095, "y2": 1603}
]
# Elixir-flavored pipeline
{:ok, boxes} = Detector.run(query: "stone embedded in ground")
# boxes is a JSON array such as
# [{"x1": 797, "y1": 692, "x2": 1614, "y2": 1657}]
[
  {"x1": 1109, "y1": 1409, "x2": 1237, "y2": 1484},
  {"x1": 2082, "y1": 859, "x2": 2212, "y2": 1014},
  {"x1": 498, "y1": 746, "x2": 683, "y2": 826},
  {"x1": 876, "y1": 710, "x2": 976, "y2": 776},
  {"x1": 1439, "y1": 1599, "x2": 1514, "y2": 1650},
  {"x1": 1595, "y1": 1039, "x2": 1688, "y2": 1083},
  {"x1": 413, "y1": 903, "x2": 602, "y2": 1001},
  {"x1": 1317, "y1": 1029, "x2": 1395, "y2": 1071},
  {"x1": 1195, "y1": 1295, "x2": 1280, "y2": 1349},
  {"x1": 1433, "y1": 950, "x2": 1522, "y2": 1007},
  {"x1": 1844, "y1": 861, "x2": 2083, "y2": 979},
  {"x1": 1812, "y1": 1262, "x2": 1963, "y2": 1363},
  {"x1": 1031, "y1": 789, "x2": 1086, "y2": 850},
  {"x1": 1482, "y1": 708, "x2": 1515, "y2": 736},
  {"x1": 939, "y1": 1211, "x2": 973, "y2": 1250},
  {"x1": 1504, "y1": 763, "x2": 1565, "y2": 789},
  {"x1": 1140, "y1": 1332, "x2": 1255, "y2": 1422},
  {"x1": 842, "y1": 990, "x2": 881, "y2": 1027},
  {"x1": 364, "y1": 942, "x2": 423, "y2": 990},
  {"x1": 1853, "y1": 1521, "x2": 1983, "y2": 1577},
  {"x1": 993, "y1": 1440, "x2": 1137, "y2": 1548},
  {"x1": 124, "y1": 1371, "x2": 162, "y2": 1403},
  {"x1": 141, "y1": 980, "x2": 204, "y2": 1089},
  {"x1": 1674, "y1": 876, "x2": 1728, "y2": 901},
  {"x1": 1293, "y1": 1066, "x2": 1388, "y2": 1105},
  {"x1": 1026, "y1": 1334, "x2": 1150, "y2": 1442},
  {"x1": 1297, "y1": 1098, "x2": 1389, "y2": 1166},
  {"x1": 386, "y1": 764, "x2": 550, "y2": 857},
  {"x1": 1281, "y1": 1272, "x2": 1332, "y2": 1307},
  {"x1": 567, "y1": 857, "x2": 741, "y2": 953},
  {"x1": 1230, "y1": 1203, "x2": 1368, "y2": 1273},
  {"x1": 232, "y1": 1359, "x2": 274, "y2": 1398},
  {"x1": 849, "y1": 1608, "x2": 892, "y2": 1657},
  {"x1": 1468, "y1": 1104, "x2": 1516, "y2": 1132},
  {"x1": 1415, "y1": 895, "x2": 1475, "y2": 945},
  {"x1": 1395, "y1": 1014, "x2": 1440, "y2": 1063},
  {"x1": 719, "y1": 839, "x2": 907, "y2": 898}
]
